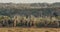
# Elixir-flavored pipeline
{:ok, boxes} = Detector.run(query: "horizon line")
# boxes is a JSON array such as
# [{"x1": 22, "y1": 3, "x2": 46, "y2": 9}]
[{"x1": 0, "y1": 2, "x2": 60, "y2": 4}]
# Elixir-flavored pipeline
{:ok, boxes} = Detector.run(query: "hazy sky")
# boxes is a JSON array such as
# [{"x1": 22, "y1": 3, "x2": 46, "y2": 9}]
[{"x1": 0, "y1": 0, "x2": 60, "y2": 3}]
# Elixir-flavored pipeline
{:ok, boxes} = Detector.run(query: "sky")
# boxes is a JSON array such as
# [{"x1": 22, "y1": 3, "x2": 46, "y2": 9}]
[{"x1": 0, "y1": 0, "x2": 60, "y2": 3}]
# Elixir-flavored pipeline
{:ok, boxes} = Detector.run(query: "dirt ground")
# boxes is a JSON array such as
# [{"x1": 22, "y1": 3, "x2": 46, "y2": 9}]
[{"x1": 0, "y1": 27, "x2": 59, "y2": 32}]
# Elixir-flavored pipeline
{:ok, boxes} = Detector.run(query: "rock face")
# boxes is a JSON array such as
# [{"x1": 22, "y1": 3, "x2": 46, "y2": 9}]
[{"x1": 0, "y1": 3, "x2": 60, "y2": 17}]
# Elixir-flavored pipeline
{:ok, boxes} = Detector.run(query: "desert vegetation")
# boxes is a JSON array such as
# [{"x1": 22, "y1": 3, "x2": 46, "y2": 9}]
[
  {"x1": 0, "y1": 14, "x2": 59, "y2": 28},
  {"x1": 0, "y1": 15, "x2": 59, "y2": 32}
]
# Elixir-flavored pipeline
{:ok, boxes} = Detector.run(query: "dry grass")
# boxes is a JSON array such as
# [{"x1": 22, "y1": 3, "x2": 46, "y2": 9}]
[{"x1": 0, "y1": 27, "x2": 59, "y2": 32}]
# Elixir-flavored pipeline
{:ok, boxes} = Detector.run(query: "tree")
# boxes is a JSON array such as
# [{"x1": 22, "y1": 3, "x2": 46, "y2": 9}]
[{"x1": 53, "y1": 12, "x2": 58, "y2": 17}]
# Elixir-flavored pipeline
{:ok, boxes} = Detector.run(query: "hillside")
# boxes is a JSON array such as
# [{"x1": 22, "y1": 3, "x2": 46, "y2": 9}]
[{"x1": 0, "y1": 2, "x2": 60, "y2": 17}]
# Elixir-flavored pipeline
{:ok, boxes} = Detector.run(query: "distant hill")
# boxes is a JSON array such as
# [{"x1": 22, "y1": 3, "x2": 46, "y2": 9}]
[
  {"x1": 0, "y1": 3, "x2": 60, "y2": 17},
  {"x1": 0, "y1": 2, "x2": 60, "y2": 9}
]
